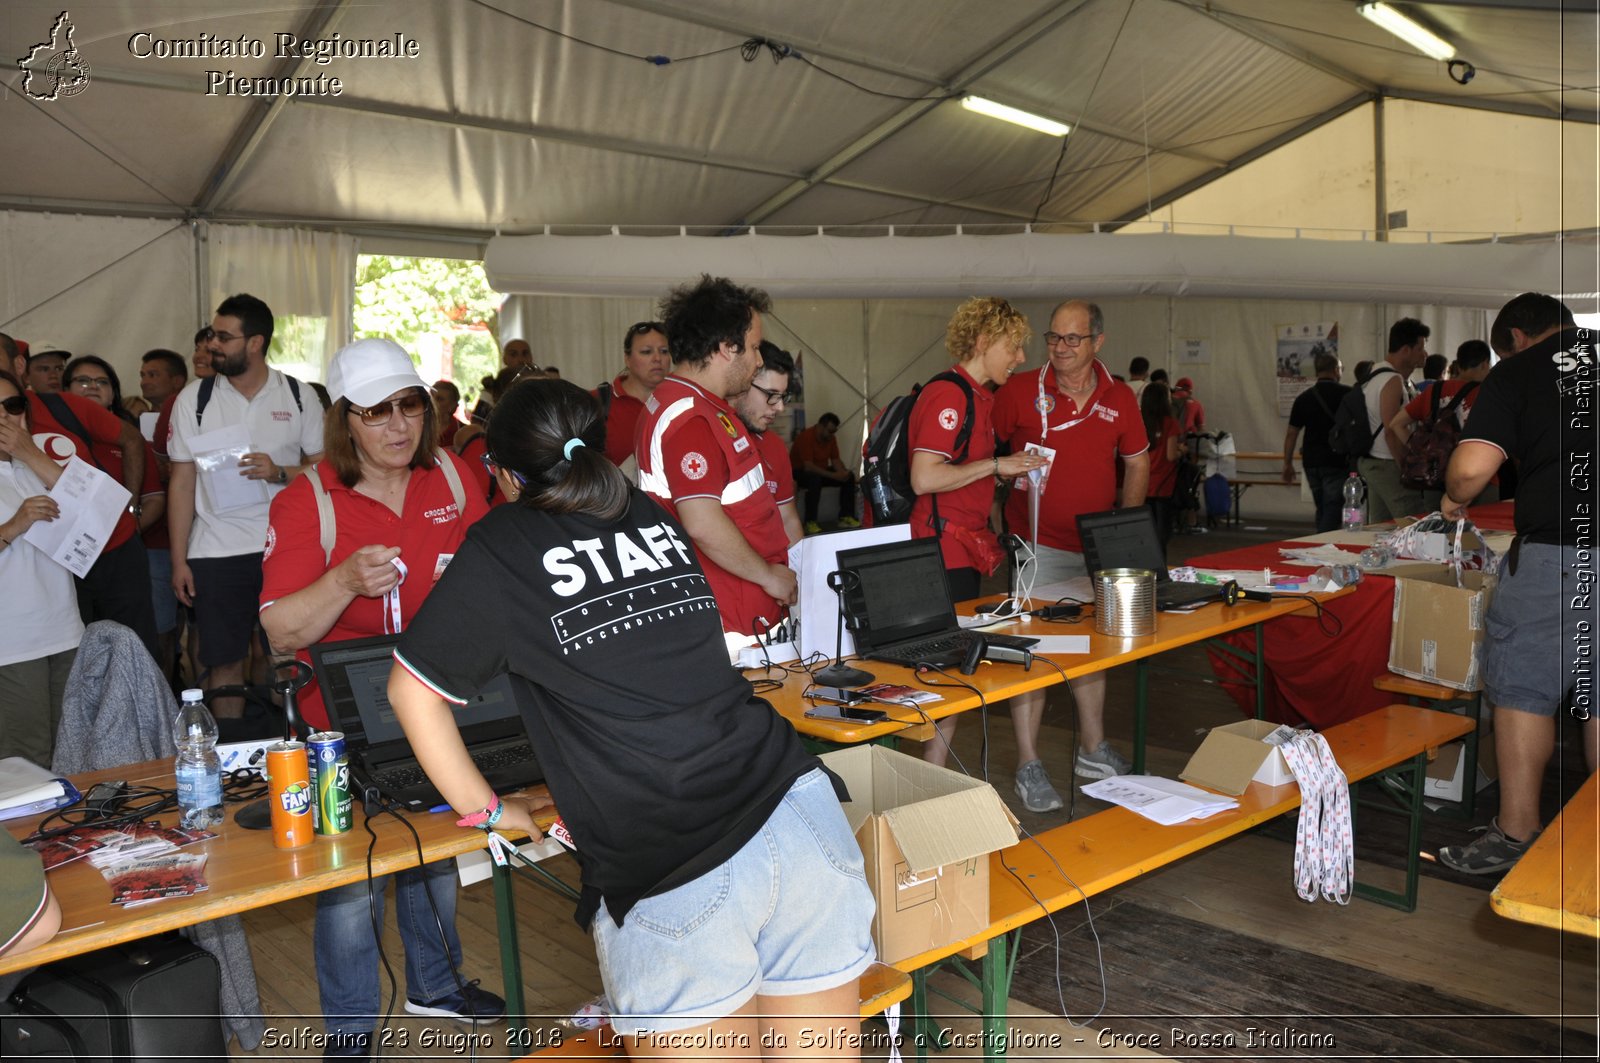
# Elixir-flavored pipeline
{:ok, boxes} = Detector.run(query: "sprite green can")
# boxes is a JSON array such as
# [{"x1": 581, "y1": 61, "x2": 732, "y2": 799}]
[{"x1": 307, "y1": 731, "x2": 352, "y2": 836}]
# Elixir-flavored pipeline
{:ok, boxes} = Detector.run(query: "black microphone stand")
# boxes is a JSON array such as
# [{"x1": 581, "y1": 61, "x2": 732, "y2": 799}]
[{"x1": 814, "y1": 569, "x2": 874, "y2": 688}]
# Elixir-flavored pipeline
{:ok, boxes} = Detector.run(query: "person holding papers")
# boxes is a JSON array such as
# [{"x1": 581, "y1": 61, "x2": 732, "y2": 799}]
[
  {"x1": 0, "y1": 370, "x2": 83, "y2": 768},
  {"x1": 258, "y1": 339, "x2": 498, "y2": 1057}
]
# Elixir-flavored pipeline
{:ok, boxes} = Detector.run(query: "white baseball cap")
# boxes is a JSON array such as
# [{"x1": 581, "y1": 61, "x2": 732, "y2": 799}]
[{"x1": 327, "y1": 338, "x2": 428, "y2": 407}]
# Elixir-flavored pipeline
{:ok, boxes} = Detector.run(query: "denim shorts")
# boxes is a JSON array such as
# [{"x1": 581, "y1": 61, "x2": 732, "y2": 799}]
[
  {"x1": 1484, "y1": 543, "x2": 1597, "y2": 717},
  {"x1": 590, "y1": 768, "x2": 877, "y2": 1035}
]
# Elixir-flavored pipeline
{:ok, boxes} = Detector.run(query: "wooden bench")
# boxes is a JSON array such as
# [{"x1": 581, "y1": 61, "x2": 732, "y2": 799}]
[
  {"x1": 892, "y1": 704, "x2": 1473, "y2": 1057},
  {"x1": 1373, "y1": 673, "x2": 1484, "y2": 818},
  {"x1": 1223, "y1": 452, "x2": 1300, "y2": 528},
  {"x1": 519, "y1": 962, "x2": 912, "y2": 1060}
]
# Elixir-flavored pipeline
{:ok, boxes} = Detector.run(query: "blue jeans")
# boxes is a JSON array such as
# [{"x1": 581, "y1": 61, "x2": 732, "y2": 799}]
[
  {"x1": 315, "y1": 860, "x2": 464, "y2": 1035},
  {"x1": 1304, "y1": 465, "x2": 1348, "y2": 534}
]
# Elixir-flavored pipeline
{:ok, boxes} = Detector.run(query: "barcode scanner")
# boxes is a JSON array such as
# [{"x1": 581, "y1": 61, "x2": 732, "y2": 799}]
[
  {"x1": 960, "y1": 633, "x2": 987, "y2": 675},
  {"x1": 1221, "y1": 580, "x2": 1273, "y2": 607}
]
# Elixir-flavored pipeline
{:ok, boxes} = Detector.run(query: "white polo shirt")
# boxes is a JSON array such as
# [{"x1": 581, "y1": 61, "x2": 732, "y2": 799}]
[
  {"x1": 0, "y1": 459, "x2": 84, "y2": 667},
  {"x1": 167, "y1": 370, "x2": 323, "y2": 559}
]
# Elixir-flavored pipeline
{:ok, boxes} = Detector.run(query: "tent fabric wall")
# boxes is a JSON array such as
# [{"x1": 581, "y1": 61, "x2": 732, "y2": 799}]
[{"x1": 0, "y1": 211, "x2": 198, "y2": 374}]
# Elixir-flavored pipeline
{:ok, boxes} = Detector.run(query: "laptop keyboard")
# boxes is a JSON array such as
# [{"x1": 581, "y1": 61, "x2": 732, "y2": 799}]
[
  {"x1": 872, "y1": 631, "x2": 1037, "y2": 667},
  {"x1": 374, "y1": 742, "x2": 534, "y2": 792}
]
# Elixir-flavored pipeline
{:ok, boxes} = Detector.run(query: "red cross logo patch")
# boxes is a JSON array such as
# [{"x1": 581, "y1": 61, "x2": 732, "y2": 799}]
[
  {"x1": 681, "y1": 451, "x2": 708, "y2": 480},
  {"x1": 938, "y1": 407, "x2": 959, "y2": 431}
]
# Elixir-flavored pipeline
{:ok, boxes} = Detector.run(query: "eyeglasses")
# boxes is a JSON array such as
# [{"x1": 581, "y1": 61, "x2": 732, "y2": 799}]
[
  {"x1": 1043, "y1": 331, "x2": 1099, "y2": 348},
  {"x1": 750, "y1": 383, "x2": 794, "y2": 407},
  {"x1": 210, "y1": 330, "x2": 246, "y2": 345},
  {"x1": 350, "y1": 391, "x2": 428, "y2": 427},
  {"x1": 69, "y1": 376, "x2": 111, "y2": 390},
  {"x1": 480, "y1": 452, "x2": 527, "y2": 487},
  {"x1": 0, "y1": 396, "x2": 27, "y2": 415}
]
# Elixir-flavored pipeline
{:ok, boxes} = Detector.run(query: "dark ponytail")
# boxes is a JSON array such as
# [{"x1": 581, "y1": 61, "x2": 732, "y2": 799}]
[{"x1": 486, "y1": 379, "x2": 631, "y2": 521}]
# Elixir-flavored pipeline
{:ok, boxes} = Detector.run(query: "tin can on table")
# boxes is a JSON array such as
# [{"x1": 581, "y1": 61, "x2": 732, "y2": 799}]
[
  {"x1": 307, "y1": 731, "x2": 353, "y2": 836},
  {"x1": 265, "y1": 741, "x2": 313, "y2": 849}
]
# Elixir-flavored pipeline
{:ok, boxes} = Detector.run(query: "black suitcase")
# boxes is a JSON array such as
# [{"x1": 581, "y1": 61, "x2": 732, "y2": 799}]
[{"x1": 1, "y1": 932, "x2": 227, "y2": 1062}]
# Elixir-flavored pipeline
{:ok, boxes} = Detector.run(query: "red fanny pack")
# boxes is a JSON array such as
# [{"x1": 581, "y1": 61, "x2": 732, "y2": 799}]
[{"x1": 943, "y1": 522, "x2": 1005, "y2": 577}]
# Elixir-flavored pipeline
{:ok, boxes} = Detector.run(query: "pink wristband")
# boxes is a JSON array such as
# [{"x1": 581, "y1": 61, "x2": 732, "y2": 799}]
[{"x1": 456, "y1": 794, "x2": 501, "y2": 829}]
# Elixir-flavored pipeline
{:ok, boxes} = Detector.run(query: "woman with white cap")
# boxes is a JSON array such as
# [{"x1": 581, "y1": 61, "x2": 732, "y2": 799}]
[{"x1": 260, "y1": 338, "x2": 498, "y2": 1058}]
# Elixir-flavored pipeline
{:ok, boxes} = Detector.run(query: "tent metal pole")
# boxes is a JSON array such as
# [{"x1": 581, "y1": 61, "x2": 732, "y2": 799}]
[{"x1": 1374, "y1": 96, "x2": 1388, "y2": 244}]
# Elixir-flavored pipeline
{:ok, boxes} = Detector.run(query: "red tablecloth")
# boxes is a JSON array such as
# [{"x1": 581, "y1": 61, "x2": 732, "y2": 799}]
[{"x1": 1190, "y1": 540, "x2": 1396, "y2": 727}]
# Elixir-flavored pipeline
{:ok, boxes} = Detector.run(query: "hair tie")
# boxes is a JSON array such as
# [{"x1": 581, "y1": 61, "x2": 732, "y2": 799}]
[{"x1": 563, "y1": 438, "x2": 585, "y2": 461}]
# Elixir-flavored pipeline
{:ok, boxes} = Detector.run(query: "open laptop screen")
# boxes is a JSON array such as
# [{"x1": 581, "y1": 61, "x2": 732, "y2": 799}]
[
  {"x1": 835, "y1": 538, "x2": 956, "y2": 650},
  {"x1": 1075, "y1": 507, "x2": 1169, "y2": 581},
  {"x1": 314, "y1": 636, "x2": 518, "y2": 745}
]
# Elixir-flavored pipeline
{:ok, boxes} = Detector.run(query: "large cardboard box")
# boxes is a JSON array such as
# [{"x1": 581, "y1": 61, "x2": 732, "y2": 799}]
[
  {"x1": 1388, "y1": 568, "x2": 1495, "y2": 692},
  {"x1": 1425, "y1": 736, "x2": 1497, "y2": 802},
  {"x1": 1179, "y1": 719, "x2": 1298, "y2": 796},
  {"x1": 821, "y1": 745, "x2": 1019, "y2": 965}
]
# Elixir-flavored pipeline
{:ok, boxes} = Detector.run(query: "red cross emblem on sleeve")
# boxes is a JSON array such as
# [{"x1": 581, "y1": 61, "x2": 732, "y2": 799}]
[{"x1": 681, "y1": 451, "x2": 708, "y2": 480}]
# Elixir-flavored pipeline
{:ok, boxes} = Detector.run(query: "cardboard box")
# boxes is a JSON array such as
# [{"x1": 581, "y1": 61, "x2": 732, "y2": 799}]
[
  {"x1": 1180, "y1": 719, "x2": 1298, "y2": 796},
  {"x1": 1388, "y1": 568, "x2": 1495, "y2": 692},
  {"x1": 1425, "y1": 737, "x2": 1497, "y2": 802},
  {"x1": 820, "y1": 745, "x2": 1018, "y2": 965}
]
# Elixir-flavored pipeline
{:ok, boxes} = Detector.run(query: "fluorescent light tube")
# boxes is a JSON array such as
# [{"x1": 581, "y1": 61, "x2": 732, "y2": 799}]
[
  {"x1": 1358, "y1": 2, "x2": 1456, "y2": 61},
  {"x1": 961, "y1": 96, "x2": 1070, "y2": 137}
]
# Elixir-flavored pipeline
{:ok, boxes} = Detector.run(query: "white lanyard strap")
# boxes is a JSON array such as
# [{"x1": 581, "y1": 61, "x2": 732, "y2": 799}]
[
  {"x1": 1278, "y1": 731, "x2": 1353, "y2": 904},
  {"x1": 384, "y1": 557, "x2": 409, "y2": 635}
]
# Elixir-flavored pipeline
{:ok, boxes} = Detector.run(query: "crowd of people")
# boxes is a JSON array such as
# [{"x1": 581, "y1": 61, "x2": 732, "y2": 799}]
[{"x1": 2, "y1": 281, "x2": 1592, "y2": 1056}]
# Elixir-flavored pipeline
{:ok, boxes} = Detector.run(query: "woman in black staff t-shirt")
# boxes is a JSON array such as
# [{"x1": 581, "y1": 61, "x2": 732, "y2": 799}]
[{"x1": 388, "y1": 379, "x2": 875, "y2": 1055}]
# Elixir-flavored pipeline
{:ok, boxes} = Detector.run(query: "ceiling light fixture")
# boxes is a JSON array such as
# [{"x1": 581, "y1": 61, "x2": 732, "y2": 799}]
[
  {"x1": 1357, "y1": 2, "x2": 1456, "y2": 61},
  {"x1": 961, "y1": 96, "x2": 1070, "y2": 137}
]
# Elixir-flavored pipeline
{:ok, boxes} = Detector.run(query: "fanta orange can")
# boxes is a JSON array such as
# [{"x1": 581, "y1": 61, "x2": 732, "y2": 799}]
[{"x1": 266, "y1": 741, "x2": 314, "y2": 849}]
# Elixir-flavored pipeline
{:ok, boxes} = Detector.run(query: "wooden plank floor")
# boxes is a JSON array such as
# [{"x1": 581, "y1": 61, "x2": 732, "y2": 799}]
[{"x1": 230, "y1": 518, "x2": 1600, "y2": 1058}]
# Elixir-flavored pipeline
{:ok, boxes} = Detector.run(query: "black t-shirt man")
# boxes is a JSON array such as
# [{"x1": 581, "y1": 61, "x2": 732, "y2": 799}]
[
  {"x1": 396, "y1": 490, "x2": 822, "y2": 928},
  {"x1": 1288, "y1": 379, "x2": 1353, "y2": 468},
  {"x1": 1460, "y1": 327, "x2": 1598, "y2": 544}
]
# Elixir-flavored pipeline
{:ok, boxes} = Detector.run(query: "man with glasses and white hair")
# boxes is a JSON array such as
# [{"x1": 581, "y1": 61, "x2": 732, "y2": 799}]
[
  {"x1": 166, "y1": 293, "x2": 323, "y2": 719},
  {"x1": 991, "y1": 299, "x2": 1148, "y2": 811},
  {"x1": 734, "y1": 340, "x2": 804, "y2": 546}
]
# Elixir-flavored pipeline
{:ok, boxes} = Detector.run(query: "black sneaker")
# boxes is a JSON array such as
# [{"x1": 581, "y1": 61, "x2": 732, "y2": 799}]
[
  {"x1": 1438, "y1": 818, "x2": 1536, "y2": 875},
  {"x1": 323, "y1": 1031, "x2": 371, "y2": 1060},
  {"x1": 405, "y1": 982, "x2": 507, "y2": 1024}
]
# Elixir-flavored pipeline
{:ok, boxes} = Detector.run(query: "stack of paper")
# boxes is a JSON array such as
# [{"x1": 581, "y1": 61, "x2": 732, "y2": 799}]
[
  {"x1": 1081, "y1": 775, "x2": 1240, "y2": 825},
  {"x1": 0, "y1": 756, "x2": 81, "y2": 821}
]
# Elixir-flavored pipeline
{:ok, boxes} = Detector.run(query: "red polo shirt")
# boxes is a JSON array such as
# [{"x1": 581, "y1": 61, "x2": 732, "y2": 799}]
[
  {"x1": 636, "y1": 375, "x2": 789, "y2": 635},
  {"x1": 907, "y1": 365, "x2": 997, "y2": 571},
  {"x1": 992, "y1": 361, "x2": 1147, "y2": 553},
  {"x1": 596, "y1": 375, "x2": 648, "y2": 467},
  {"x1": 754, "y1": 429, "x2": 796, "y2": 505},
  {"x1": 259, "y1": 453, "x2": 489, "y2": 730}
]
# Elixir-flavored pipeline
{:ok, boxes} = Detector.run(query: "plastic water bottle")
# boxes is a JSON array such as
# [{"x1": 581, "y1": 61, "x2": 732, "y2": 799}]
[
  {"x1": 173, "y1": 688, "x2": 224, "y2": 829},
  {"x1": 863, "y1": 456, "x2": 891, "y2": 519},
  {"x1": 1341, "y1": 472, "x2": 1366, "y2": 531}
]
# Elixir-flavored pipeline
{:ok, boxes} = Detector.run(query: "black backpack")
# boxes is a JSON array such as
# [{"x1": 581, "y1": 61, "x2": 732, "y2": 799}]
[
  {"x1": 861, "y1": 370, "x2": 974, "y2": 524},
  {"x1": 1326, "y1": 366, "x2": 1396, "y2": 460},
  {"x1": 194, "y1": 373, "x2": 304, "y2": 428},
  {"x1": 1398, "y1": 381, "x2": 1479, "y2": 489}
]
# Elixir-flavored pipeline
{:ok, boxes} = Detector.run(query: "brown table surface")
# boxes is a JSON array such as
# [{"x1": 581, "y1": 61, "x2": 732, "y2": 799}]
[
  {"x1": 2, "y1": 759, "x2": 553, "y2": 975},
  {"x1": 1492, "y1": 770, "x2": 1600, "y2": 938},
  {"x1": 764, "y1": 591, "x2": 1340, "y2": 744}
]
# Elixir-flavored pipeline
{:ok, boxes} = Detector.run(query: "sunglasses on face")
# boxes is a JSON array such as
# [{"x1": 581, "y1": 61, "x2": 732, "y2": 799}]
[
  {"x1": 350, "y1": 391, "x2": 428, "y2": 427},
  {"x1": 0, "y1": 395, "x2": 27, "y2": 415}
]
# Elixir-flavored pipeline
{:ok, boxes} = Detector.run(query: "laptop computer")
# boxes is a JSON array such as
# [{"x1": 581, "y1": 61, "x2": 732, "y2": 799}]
[
  {"x1": 309, "y1": 634, "x2": 544, "y2": 812},
  {"x1": 1075, "y1": 508, "x2": 1220, "y2": 611},
  {"x1": 834, "y1": 538, "x2": 1038, "y2": 668}
]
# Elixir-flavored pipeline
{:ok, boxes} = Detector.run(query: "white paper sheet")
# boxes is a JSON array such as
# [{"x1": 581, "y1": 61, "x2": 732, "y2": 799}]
[
  {"x1": 1081, "y1": 774, "x2": 1240, "y2": 825},
  {"x1": 190, "y1": 422, "x2": 268, "y2": 513},
  {"x1": 1026, "y1": 635, "x2": 1092, "y2": 655},
  {"x1": 139, "y1": 411, "x2": 159, "y2": 442},
  {"x1": 22, "y1": 456, "x2": 131, "y2": 577}
]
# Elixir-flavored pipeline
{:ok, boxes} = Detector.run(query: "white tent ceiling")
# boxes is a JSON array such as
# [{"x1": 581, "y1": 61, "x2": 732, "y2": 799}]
[{"x1": 2, "y1": 0, "x2": 1595, "y2": 243}]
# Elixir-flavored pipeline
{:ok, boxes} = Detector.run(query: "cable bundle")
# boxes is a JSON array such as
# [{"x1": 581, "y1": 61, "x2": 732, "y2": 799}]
[{"x1": 1278, "y1": 731, "x2": 1353, "y2": 904}]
